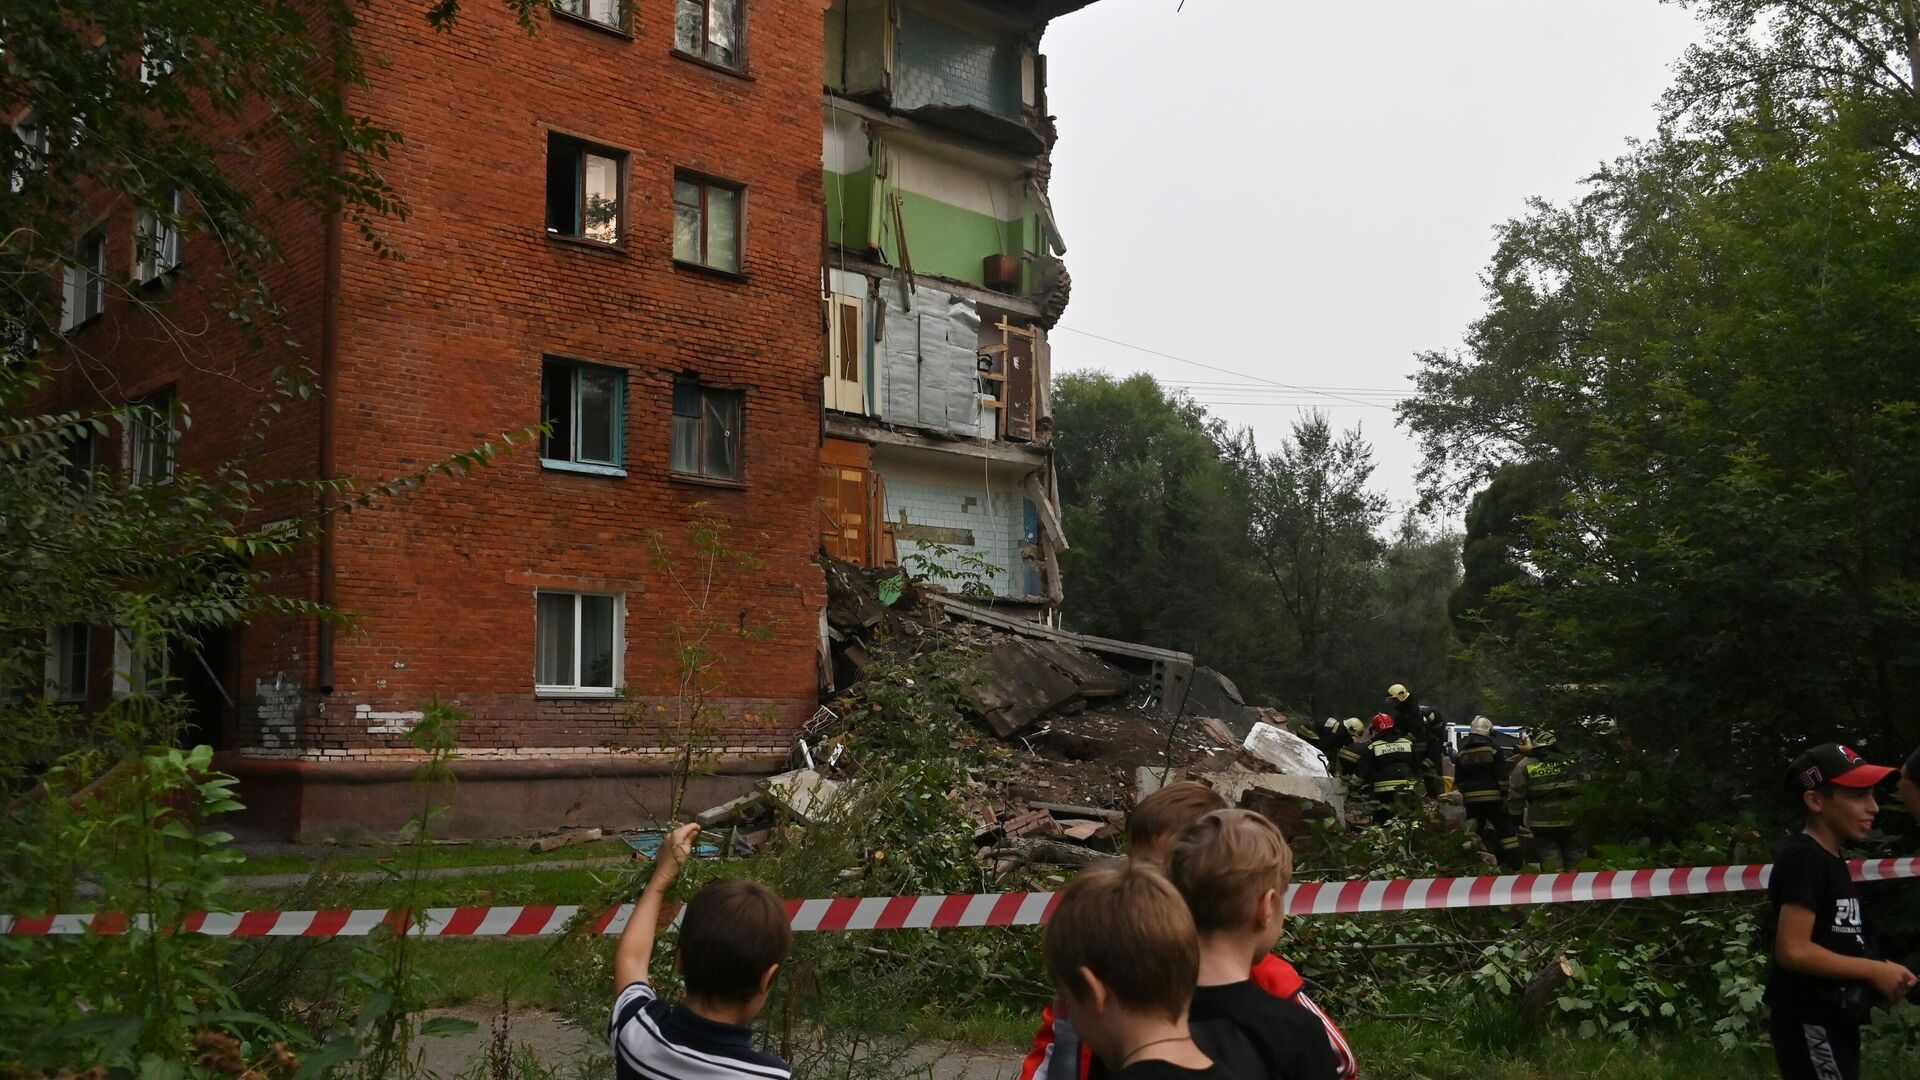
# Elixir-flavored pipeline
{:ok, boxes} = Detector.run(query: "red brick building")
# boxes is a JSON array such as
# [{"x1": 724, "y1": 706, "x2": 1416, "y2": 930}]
[{"x1": 22, "y1": 1, "x2": 830, "y2": 837}]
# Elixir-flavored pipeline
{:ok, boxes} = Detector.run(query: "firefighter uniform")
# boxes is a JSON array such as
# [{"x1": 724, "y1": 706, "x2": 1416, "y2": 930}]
[
  {"x1": 1363, "y1": 728, "x2": 1420, "y2": 823},
  {"x1": 1509, "y1": 743, "x2": 1581, "y2": 870},
  {"x1": 1318, "y1": 717, "x2": 1352, "y2": 776},
  {"x1": 1454, "y1": 732, "x2": 1520, "y2": 866}
]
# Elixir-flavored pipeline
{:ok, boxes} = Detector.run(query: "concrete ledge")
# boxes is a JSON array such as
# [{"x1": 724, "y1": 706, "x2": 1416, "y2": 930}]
[{"x1": 216, "y1": 752, "x2": 785, "y2": 841}]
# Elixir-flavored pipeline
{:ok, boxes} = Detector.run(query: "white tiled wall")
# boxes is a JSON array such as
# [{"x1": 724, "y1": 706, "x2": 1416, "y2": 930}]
[{"x1": 885, "y1": 476, "x2": 1027, "y2": 596}]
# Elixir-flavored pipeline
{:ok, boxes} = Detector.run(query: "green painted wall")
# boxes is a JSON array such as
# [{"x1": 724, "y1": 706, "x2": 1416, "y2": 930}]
[
  {"x1": 826, "y1": 169, "x2": 876, "y2": 252},
  {"x1": 829, "y1": 168, "x2": 1038, "y2": 290}
]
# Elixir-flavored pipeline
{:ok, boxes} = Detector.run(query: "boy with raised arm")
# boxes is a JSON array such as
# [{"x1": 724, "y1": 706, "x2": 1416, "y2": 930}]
[{"x1": 610, "y1": 822, "x2": 795, "y2": 1080}]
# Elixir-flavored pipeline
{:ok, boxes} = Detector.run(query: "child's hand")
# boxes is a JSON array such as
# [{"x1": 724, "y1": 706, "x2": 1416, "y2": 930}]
[
  {"x1": 1869, "y1": 960, "x2": 1918, "y2": 1003},
  {"x1": 653, "y1": 823, "x2": 701, "y2": 882}
]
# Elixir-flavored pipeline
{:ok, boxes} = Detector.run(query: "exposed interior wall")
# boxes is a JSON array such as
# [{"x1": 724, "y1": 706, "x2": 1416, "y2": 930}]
[
  {"x1": 894, "y1": 5, "x2": 1023, "y2": 118},
  {"x1": 875, "y1": 445, "x2": 1037, "y2": 598},
  {"x1": 877, "y1": 278, "x2": 986, "y2": 437},
  {"x1": 825, "y1": 115, "x2": 1039, "y2": 289}
]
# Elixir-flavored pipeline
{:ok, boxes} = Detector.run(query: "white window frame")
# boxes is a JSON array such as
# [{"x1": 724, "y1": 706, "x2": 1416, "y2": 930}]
[
  {"x1": 61, "y1": 230, "x2": 106, "y2": 332},
  {"x1": 45, "y1": 625, "x2": 89, "y2": 703},
  {"x1": 824, "y1": 291, "x2": 867, "y2": 416},
  {"x1": 135, "y1": 190, "x2": 183, "y2": 282},
  {"x1": 533, "y1": 590, "x2": 623, "y2": 697},
  {"x1": 127, "y1": 390, "x2": 177, "y2": 487}
]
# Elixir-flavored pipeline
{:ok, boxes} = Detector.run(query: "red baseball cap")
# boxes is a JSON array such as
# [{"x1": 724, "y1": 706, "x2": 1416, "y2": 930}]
[{"x1": 1788, "y1": 743, "x2": 1897, "y2": 790}]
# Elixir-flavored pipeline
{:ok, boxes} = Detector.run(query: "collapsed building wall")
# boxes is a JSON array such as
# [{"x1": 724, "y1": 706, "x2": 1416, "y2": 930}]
[{"x1": 819, "y1": 0, "x2": 1092, "y2": 617}]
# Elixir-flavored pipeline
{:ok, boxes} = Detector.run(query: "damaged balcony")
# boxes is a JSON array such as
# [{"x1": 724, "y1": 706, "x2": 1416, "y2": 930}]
[{"x1": 826, "y1": 0, "x2": 1099, "y2": 154}]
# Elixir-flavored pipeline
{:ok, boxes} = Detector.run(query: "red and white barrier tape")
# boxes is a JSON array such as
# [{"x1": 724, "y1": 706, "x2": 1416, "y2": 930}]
[{"x1": 5, "y1": 857, "x2": 1916, "y2": 938}]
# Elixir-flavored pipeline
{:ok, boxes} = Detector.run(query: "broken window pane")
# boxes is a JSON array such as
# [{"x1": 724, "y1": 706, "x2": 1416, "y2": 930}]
[{"x1": 579, "y1": 595, "x2": 615, "y2": 688}]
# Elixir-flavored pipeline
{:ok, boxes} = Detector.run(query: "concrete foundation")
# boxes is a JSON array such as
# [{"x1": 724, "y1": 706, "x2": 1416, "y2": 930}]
[{"x1": 218, "y1": 752, "x2": 779, "y2": 841}]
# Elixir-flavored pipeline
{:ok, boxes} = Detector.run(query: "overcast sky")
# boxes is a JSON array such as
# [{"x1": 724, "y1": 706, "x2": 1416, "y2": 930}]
[{"x1": 1042, "y1": 0, "x2": 1704, "y2": 524}]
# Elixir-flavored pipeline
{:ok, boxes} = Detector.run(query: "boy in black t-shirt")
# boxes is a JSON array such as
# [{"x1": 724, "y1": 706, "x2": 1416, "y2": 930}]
[
  {"x1": 1166, "y1": 810, "x2": 1336, "y2": 1080},
  {"x1": 1042, "y1": 862, "x2": 1239, "y2": 1080},
  {"x1": 1767, "y1": 744, "x2": 1918, "y2": 1080}
]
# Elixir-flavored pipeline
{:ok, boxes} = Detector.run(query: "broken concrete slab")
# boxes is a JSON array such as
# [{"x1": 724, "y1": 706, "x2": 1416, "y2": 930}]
[
  {"x1": 1029, "y1": 641, "x2": 1132, "y2": 699},
  {"x1": 695, "y1": 791, "x2": 769, "y2": 830},
  {"x1": 1136, "y1": 765, "x2": 1346, "y2": 822},
  {"x1": 761, "y1": 769, "x2": 845, "y2": 824},
  {"x1": 966, "y1": 638, "x2": 1085, "y2": 737},
  {"x1": 1185, "y1": 666, "x2": 1263, "y2": 740},
  {"x1": 1242, "y1": 721, "x2": 1331, "y2": 779}
]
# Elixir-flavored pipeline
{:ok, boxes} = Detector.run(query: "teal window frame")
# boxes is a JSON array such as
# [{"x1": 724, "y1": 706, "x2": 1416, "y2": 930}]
[{"x1": 540, "y1": 356, "x2": 627, "y2": 477}]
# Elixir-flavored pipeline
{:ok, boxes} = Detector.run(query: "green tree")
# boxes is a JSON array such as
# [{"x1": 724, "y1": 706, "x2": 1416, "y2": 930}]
[
  {"x1": 1402, "y1": 124, "x2": 1920, "y2": 829},
  {"x1": 1665, "y1": 0, "x2": 1920, "y2": 165},
  {"x1": 1051, "y1": 372, "x2": 1274, "y2": 693},
  {"x1": 1, "y1": 3, "x2": 537, "y2": 1070},
  {"x1": 1239, "y1": 411, "x2": 1388, "y2": 712}
]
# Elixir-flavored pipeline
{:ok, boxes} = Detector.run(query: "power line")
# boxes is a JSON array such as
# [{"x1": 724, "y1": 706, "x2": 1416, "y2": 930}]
[{"x1": 1053, "y1": 324, "x2": 1400, "y2": 411}]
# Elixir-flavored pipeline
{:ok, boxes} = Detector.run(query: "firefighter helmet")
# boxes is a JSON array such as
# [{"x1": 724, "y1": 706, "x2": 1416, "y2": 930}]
[
  {"x1": 1388, "y1": 683, "x2": 1411, "y2": 703},
  {"x1": 1372, "y1": 712, "x2": 1395, "y2": 733},
  {"x1": 1343, "y1": 717, "x2": 1365, "y2": 736},
  {"x1": 1470, "y1": 716, "x2": 1493, "y2": 737}
]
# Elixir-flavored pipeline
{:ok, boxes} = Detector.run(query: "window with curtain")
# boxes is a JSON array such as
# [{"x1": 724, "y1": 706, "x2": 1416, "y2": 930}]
[
  {"x1": 674, "y1": 0, "x2": 743, "y2": 69},
  {"x1": 535, "y1": 591, "x2": 619, "y2": 693},
  {"x1": 670, "y1": 380, "x2": 742, "y2": 481},
  {"x1": 672, "y1": 173, "x2": 742, "y2": 273}
]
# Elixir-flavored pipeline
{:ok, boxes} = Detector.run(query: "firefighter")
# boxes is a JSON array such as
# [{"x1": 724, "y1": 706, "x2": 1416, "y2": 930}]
[
  {"x1": 1508, "y1": 732, "x2": 1582, "y2": 871},
  {"x1": 1388, "y1": 683, "x2": 1443, "y2": 796},
  {"x1": 1317, "y1": 716, "x2": 1351, "y2": 776},
  {"x1": 1455, "y1": 716, "x2": 1520, "y2": 867},
  {"x1": 1336, "y1": 717, "x2": 1367, "y2": 778},
  {"x1": 1362, "y1": 712, "x2": 1420, "y2": 823},
  {"x1": 1418, "y1": 704, "x2": 1448, "y2": 796}
]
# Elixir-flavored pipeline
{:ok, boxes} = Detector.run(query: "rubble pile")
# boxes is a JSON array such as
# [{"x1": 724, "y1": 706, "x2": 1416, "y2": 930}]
[{"x1": 693, "y1": 558, "x2": 1349, "y2": 871}]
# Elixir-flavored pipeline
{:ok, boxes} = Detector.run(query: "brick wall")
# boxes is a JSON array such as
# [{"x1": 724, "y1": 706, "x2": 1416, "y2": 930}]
[{"x1": 287, "y1": 1, "x2": 829, "y2": 761}]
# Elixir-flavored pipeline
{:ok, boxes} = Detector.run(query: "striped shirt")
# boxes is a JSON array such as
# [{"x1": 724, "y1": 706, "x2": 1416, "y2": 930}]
[{"x1": 611, "y1": 982, "x2": 792, "y2": 1080}]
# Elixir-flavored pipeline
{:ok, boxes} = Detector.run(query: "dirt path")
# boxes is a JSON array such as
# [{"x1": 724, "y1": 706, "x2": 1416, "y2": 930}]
[{"x1": 416, "y1": 1005, "x2": 1025, "y2": 1079}]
